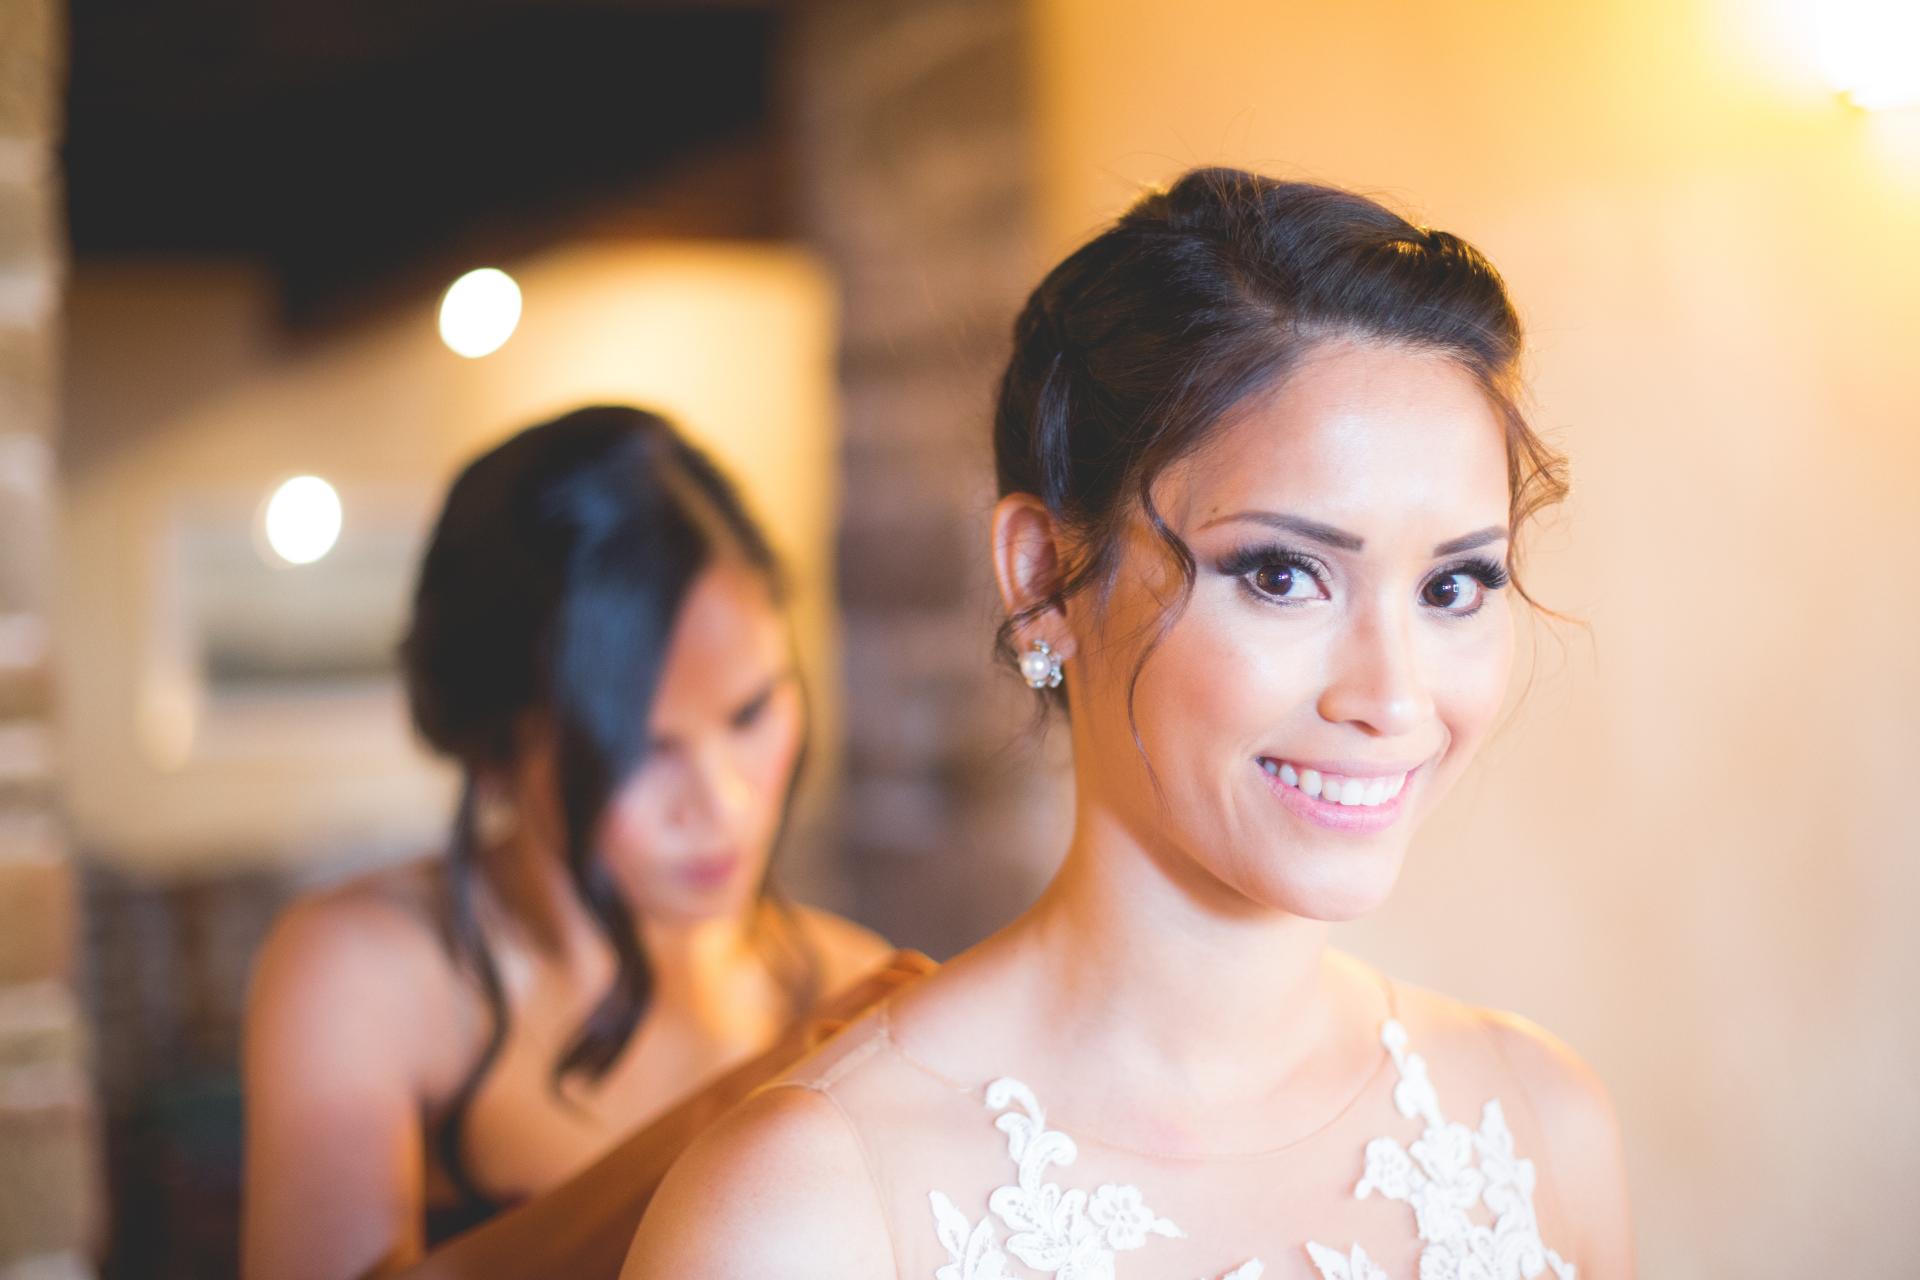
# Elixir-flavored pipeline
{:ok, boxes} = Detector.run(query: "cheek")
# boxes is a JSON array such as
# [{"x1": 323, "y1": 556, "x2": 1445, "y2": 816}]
[
  {"x1": 746, "y1": 697, "x2": 806, "y2": 797},
  {"x1": 1081, "y1": 591, "x2": 1319, "y2": 811},
  {"x1": 601, "y1": 700, "x2": 806, "y2": 880},
  {"x1": 1149, "y1": 604, "x2": 1318, "y2": 752},
  {"x1": 723, "y1": 697, "x2": 808, "y2": 852},
  {"x1": 595, "y1": 777, "x2": 669, "y2": 885},
  {"x1": 1432, "y1": 617, "x2": 1515, "y2": 755}
]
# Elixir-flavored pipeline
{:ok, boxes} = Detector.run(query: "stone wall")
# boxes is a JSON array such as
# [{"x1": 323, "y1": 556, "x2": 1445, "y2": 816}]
[
  {"x1": 0, "y1": 0, "x2": 97, "y2": 1275},
  {"x1": 787, "y1": 0, "x2": 1071, "y2": 958}
]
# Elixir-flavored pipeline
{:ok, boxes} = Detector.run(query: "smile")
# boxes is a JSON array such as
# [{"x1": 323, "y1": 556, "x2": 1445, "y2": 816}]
[
  {"x1": 1258, "y1": 758, "x2": 1408, "y2": 807},
  {"x1": 1257, "y1": 757, "x2": 1422, "y2": 832}
]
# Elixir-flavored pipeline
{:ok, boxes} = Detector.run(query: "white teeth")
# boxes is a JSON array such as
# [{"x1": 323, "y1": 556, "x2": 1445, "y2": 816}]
[{"x1": 1265, "y1": 761, "x2": 1409, "y2": 809}]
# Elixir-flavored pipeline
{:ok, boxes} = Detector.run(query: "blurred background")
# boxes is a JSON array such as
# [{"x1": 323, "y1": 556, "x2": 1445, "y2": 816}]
[{"x1": 0, "y1": 0, "x2": 1915, "y2": 1276}]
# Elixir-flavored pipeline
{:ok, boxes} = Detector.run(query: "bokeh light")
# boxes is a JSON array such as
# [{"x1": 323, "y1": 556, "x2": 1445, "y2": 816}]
[
  {"x1": 437, "y1": 267, "x2": 523, "y2": 358},
  {"x1": 1813, "y1": 0, "x2": 1920, "y2": 109},
  {"x1": 261, "y1": 475, "x2": 342, "y2": 566}
]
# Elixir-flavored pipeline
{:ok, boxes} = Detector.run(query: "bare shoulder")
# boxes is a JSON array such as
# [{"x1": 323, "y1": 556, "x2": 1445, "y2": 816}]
[
  {"x1": 254, "y1": 862, "x2": 453, "y2": 995},
  {"x1": 242, "y1": 861, "x2": 473, "y2": 1277},
  {"x1": 1387, "y1": 976, "x2": 1634, "y2": 1274},
  {"x1": 622, "y1": 1080, "x2": 894, "y2": 1279},
  {"x1": 247, "y1": 861, "x2": 466, "y2": 1087},
  {"x1": 1478, "y1": 1005, "x2": 1634, "y2": 1273},
  {"x1": 1374, "y1": 974, "x2": 1610, "y2": 1118},
  {"x1": 789, "y1": 902, "x2": 895, "y2": 991},
  {"x1": 1474, "y1": 1005, "x2": 1617, "y2": 1144}
]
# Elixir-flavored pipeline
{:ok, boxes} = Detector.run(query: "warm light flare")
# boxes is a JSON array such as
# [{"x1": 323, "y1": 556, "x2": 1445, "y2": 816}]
[
  {"x1": 261, "y1": 475, "x2": 342, "y2": 566},
  {"x1": 438, "y1": 267, "x2": 523, "y2": 358},
  {"x1": 1812, "y1": 0, "x2": 1920, "y2": 110}
]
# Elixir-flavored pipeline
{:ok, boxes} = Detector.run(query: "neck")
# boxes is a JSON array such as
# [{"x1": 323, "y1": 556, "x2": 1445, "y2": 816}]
[
  {"x1": 479, "y1": 824, "x2": 762, "y2": 1012},
  {"x1": 640, "y1": 909, "x2": 762, "y2": 1007},
  {"x1": 1003, "y1": 793, "x2": 1337, "y2": 1100}
]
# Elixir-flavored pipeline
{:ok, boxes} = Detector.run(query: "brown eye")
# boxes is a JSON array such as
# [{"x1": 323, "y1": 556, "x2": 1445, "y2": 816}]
[
  {"x1": 1422, "y1": 572, "x2": 1482, "y2": 611},
  {"x1": 1250, "y1": 563, "x2": 1320, "y2": 601},
  {"x1": 1253, "y1": 564, "x2": 1295, "y2": 596}
]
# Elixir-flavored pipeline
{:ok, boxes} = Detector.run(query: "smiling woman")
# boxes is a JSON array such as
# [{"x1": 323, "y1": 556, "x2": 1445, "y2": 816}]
[
  {"x1": 625, "y1": 169, "x2": 1631, "y2": 1280},
  {"x1": 1105, "y1": 340, "x2": 1527, "y2": 918}
]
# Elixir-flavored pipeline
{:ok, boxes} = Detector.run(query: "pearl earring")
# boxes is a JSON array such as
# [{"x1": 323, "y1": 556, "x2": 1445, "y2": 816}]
[{"x1": 1019, "y1": 638, "x2": 1064, "y2": 690}]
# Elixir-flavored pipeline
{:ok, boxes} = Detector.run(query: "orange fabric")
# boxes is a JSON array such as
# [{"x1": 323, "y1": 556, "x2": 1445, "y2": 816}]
[{"x1": 394, "y1": 949, "x2": 936, "y2": 1280}]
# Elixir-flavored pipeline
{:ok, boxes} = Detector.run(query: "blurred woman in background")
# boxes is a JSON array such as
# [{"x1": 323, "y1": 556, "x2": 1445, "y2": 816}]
[{"x1": 242, "y1": 406, "x2": 890, "y2": 1280}]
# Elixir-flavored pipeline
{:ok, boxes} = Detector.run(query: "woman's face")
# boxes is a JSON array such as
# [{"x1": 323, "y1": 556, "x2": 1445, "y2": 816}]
[
  {"x1": 596, "y1": 559, "x2": 804, "y2": 925},
  {"x1": 1062, "y1": 340, "x2": 1516, "y2": 921}
]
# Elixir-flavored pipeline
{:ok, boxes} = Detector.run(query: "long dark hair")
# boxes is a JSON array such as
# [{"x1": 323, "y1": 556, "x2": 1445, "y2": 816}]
[
  {"x1": 993, "y1": 167, "x2": 1568, "y2": 731},
  {"x1": 399, "y1": 405, "x2": 817, "y2": 1150}
]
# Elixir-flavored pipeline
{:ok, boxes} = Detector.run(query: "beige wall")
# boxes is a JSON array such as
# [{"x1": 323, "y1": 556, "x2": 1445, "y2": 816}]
[
  {"x1": 59, "y1": 244, "x2": 841, "y2": 887},
  {"x1": 1031, "y1": 1, "x2": 1918, "y2": 1273}
]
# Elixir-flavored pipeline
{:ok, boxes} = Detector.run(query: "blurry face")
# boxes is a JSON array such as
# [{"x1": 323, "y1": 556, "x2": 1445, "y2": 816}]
[
  {"x1": 1063, "y1": 340, "x2": 1515, "y2": 920},
  {"x1": 596, "y1": 560, "x2": 804, "y2": 925}
]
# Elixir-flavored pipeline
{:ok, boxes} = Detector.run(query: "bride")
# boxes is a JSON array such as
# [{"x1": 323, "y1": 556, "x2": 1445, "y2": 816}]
[{"x1": 622, "y1": 167, "x2": 1634, "y2": 1280}]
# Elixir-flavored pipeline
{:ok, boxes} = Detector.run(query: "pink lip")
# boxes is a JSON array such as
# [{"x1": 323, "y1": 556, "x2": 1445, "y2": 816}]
[
  {"x1": 1257, "y1": 759, "x2": 1421, "y2": 834},
  {"x1": 677, "y1": 853, "x2": 742, "y2": 891}
]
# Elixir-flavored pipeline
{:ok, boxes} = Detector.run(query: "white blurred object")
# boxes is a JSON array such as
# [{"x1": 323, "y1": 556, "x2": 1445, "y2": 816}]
[
  {"x1": 437, "y1": 266, "x2": 523, "y2": 358},
  {"x1": 260, "y1": 475, "x2": 342, "y2": 566},
  {"x1": 1813, "y1": 0, "x2": 1920, "y2": 109}
]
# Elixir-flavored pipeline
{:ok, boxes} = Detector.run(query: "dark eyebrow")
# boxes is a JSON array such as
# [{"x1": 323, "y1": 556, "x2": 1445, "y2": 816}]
[
  {"x1": 1431, "y1": 526, "x2": 1508, "y2": 556},
  {"x1": 1201, "y1": 510, "x2": 1509, "y2": 559},
  {"x1": 1200, "y1": 510, "x2": 1365, "y2": 551}
]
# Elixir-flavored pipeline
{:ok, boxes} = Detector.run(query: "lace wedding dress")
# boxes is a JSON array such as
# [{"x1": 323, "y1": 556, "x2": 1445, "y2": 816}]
[{"x1": 765, "y1": 980, "x2": 1575, "y2": 1280}]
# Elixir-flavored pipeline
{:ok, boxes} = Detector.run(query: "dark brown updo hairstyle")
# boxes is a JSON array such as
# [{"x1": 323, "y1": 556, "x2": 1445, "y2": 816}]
[
  {"x1": 993, "y1": 166, "x2": 1567, "y2": 716},
  {"x1": 401, "y1": 406, "x2": 818, "y2": 1196}
]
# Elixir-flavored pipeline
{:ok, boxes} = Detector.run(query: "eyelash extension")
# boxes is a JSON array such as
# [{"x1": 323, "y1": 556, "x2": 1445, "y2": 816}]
[
  {"x1": 1213, "y1": 541, "x2": 1332, "y2": 606},
  {"x1": 1433, "y1": 555, "x2": 1510, "y2": 592},
  {"x1": 1214, "y1": 543, "x2": 1511, "y2": 615},
  {"x1": 1213, "y1": 541, "x2": 1330, "y2": 582},
  {"x1": 1424, "y1": 555, "x2": 1510, "y2": 617}
]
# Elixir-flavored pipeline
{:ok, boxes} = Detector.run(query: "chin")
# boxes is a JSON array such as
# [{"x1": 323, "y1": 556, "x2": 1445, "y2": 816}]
[
  {"x1": 615, "y1": 879, "x2": 746, "y2": 930},
  {"x1": 656, "y1": 885, "x2": 756, "y2": 926},
  {"x1": 1232, "y1": 843, "x2": 1408, "y2": 922}
]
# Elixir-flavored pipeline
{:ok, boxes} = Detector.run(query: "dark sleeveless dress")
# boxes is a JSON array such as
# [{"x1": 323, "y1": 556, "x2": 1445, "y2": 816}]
[{"x1": 422, "y1": 1083, "x2": 522, "y2": 1247}]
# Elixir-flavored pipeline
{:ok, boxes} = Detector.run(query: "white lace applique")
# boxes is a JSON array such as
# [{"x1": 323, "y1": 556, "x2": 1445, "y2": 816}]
[
  {"x1": 1303, "y1": 1243, "x2": 1387, "y2": 1280},
  {"x1": 1305, "y1": 1019, "x2": 1575, "y2": 1280},
  {"x1": 926, "y1": 1077, "x2": 1261, "y2": 1280},
  {"x1": 928, "y1": 1020, "x2": 1569, "y2": 1280}
]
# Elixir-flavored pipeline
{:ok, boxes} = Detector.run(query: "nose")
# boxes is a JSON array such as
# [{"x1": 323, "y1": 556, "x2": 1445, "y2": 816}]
[
  {"x1": 1316, "y1": 599, "x2": 1434, "y2": 737},
  {"x1": 671, "y1": 738, "x2": 755, "y2": 837}
]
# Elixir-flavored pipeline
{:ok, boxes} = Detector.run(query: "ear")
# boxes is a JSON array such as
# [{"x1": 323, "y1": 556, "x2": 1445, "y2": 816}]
[{"x1": 991, "y1": 493, "x2": 1075, "y2": 659}]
